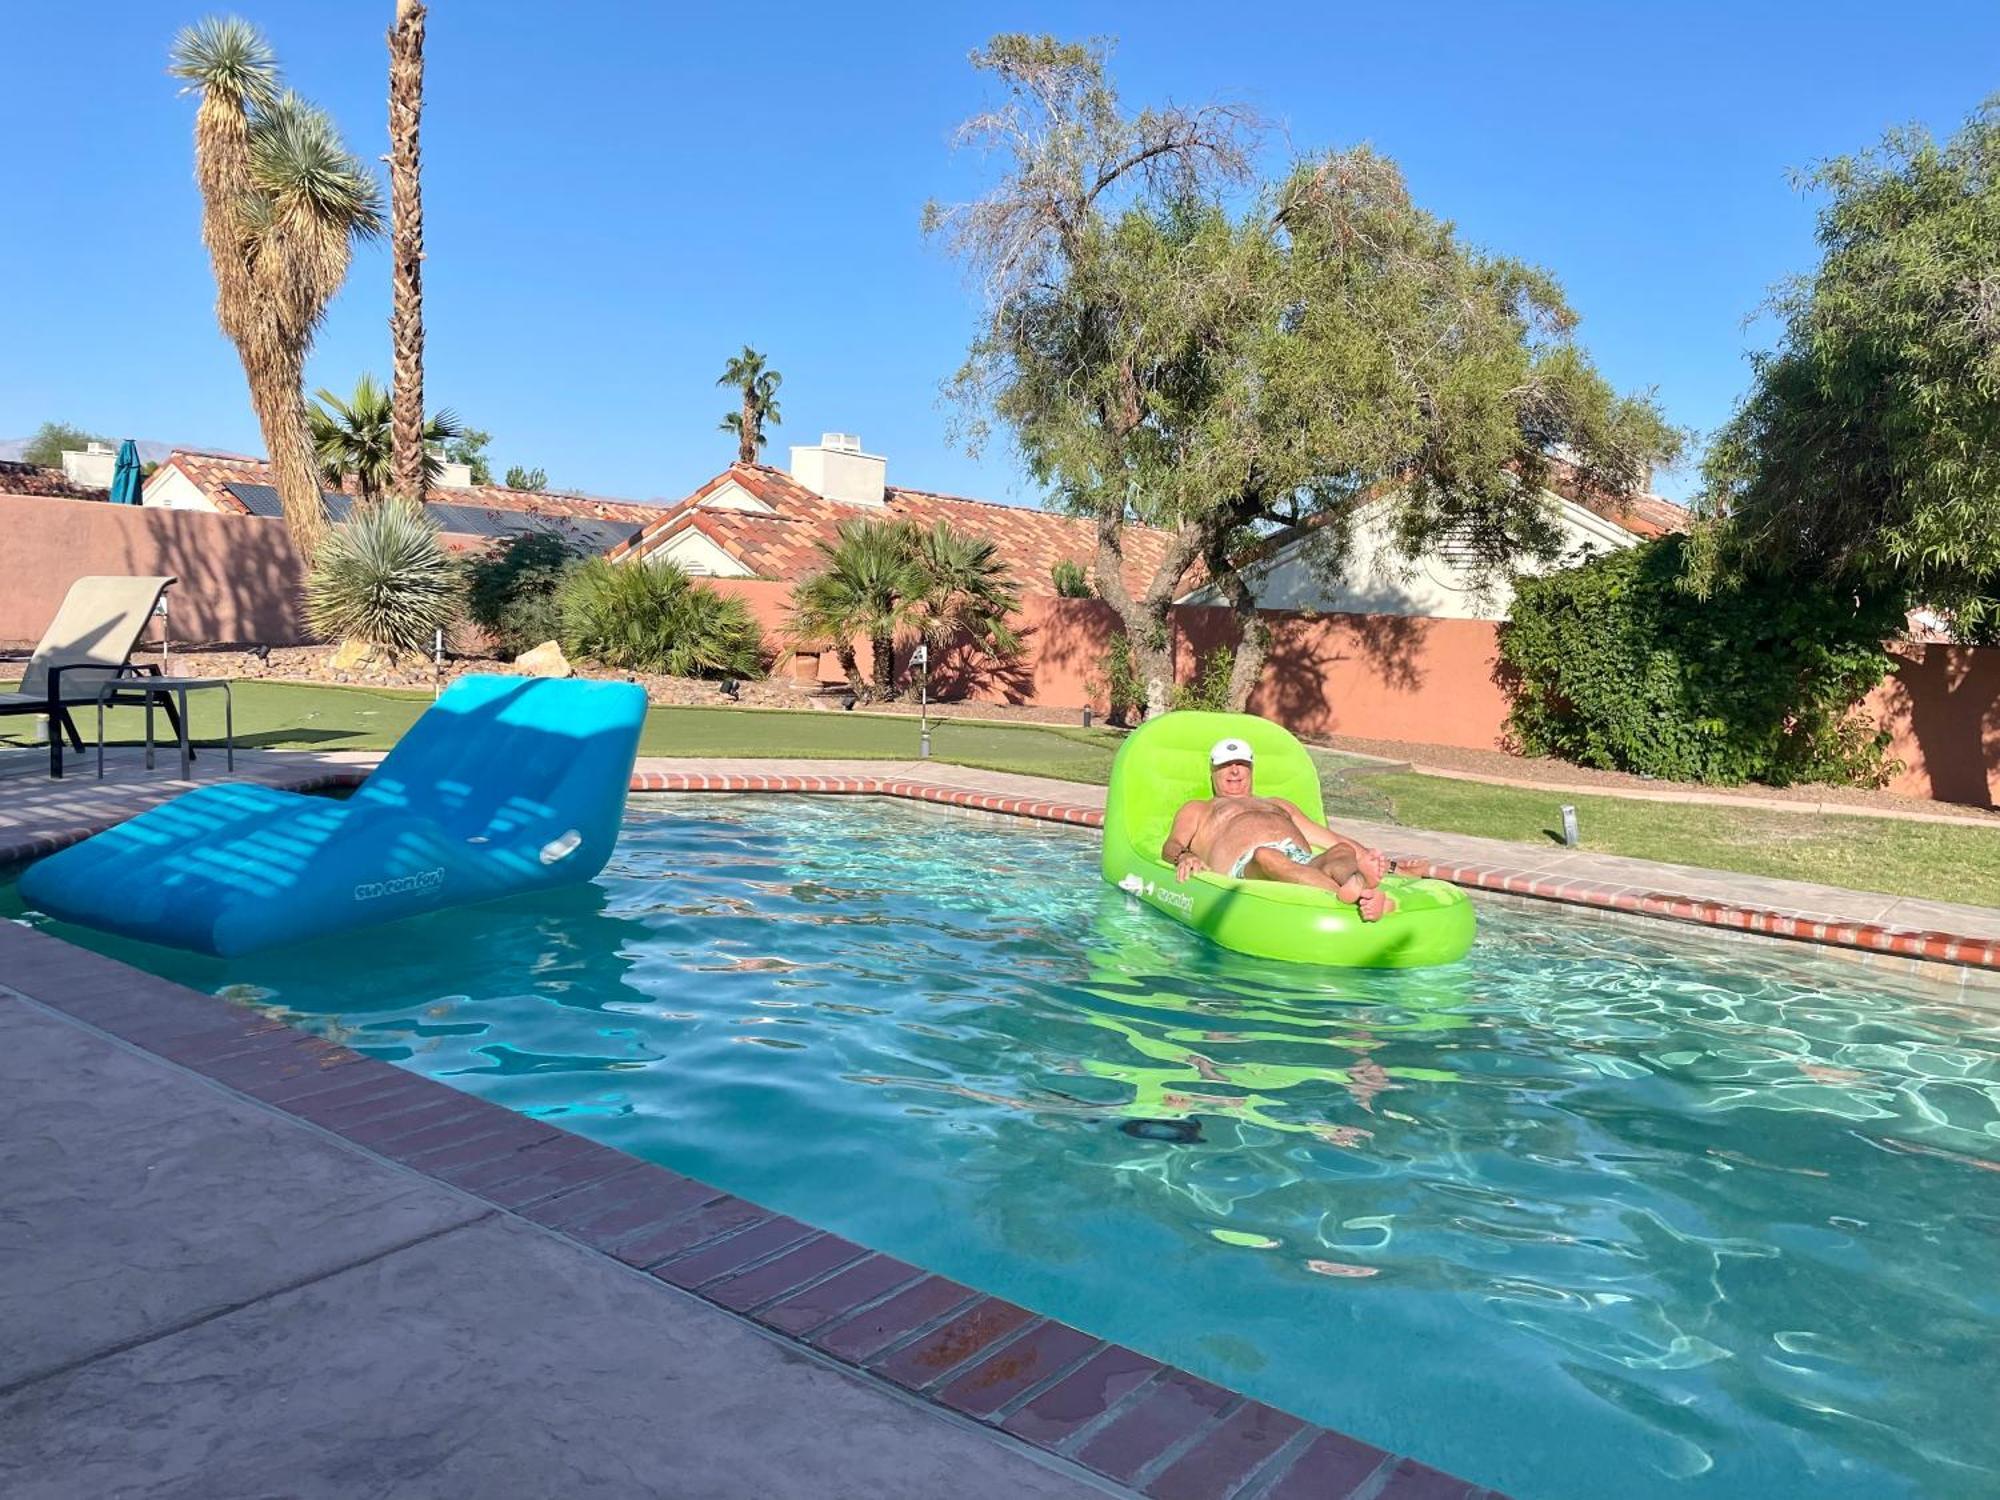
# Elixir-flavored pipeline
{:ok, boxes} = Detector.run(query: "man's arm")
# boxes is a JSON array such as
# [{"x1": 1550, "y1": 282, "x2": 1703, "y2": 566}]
[{"x1": 1161, "y1": 802, "x2": 1206, "y2": 881}]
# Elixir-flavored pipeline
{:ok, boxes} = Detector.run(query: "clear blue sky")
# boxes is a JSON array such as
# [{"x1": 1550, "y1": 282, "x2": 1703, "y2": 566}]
[{"x1": 4, "y1": 1, "x2": 1995, "y2": 506}]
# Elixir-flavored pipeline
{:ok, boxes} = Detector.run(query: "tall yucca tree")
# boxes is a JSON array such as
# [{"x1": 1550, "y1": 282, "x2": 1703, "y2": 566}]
[
  {"x1": 309, "y1": 373, "x2": 462, "y2": 502},
  {"x1": 172, "y1": 17, "x2": 383, "y2": 553},
  {"x1": 387, "y1": 0, "x2": 428, "y2": 502},
  {"x1": 717, "y1": 345, "x2": 783, "y2": 463}
]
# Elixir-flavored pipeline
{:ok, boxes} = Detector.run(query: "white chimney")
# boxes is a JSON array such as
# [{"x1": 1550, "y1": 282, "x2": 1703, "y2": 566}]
[
  {"x1": 61, "y1": 441, "x2": 119, "y2": 489},
  {"x1": 790, "y1": 432, "x2": 886, "y2": 507}
]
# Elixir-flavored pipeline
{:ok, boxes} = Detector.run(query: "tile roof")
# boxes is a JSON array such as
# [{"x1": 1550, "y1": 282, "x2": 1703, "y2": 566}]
[
  {"x1": 611, "y1": 464, "x2": 1180, "y2": 597},
  {"x1": 1542, "y1": 458, "x2": 1691, "y2": 538},
  {"x1": 149, "y1": 450, "x2": 667, "y2": 551},
  {"x1": 0, "y1": 460, "x2": 108, "y2": 501}
]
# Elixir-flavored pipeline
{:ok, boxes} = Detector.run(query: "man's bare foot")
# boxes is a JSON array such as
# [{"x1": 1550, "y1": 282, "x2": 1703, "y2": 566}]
[
  {"x1": 1354, "y1": 846, "x2": 1387, "y2": 887},
  {"x1": 1356, "y1": 888, "x2": 1397, "y2": 922}
]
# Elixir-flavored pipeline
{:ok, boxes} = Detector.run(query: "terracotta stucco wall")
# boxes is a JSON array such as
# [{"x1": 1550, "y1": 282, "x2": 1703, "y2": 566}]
[
  {"x1": 0, "y1": 495, "x2": 311, "y2": 646},
  {"x1": 1869, "y1": 644, "x2": 2000, "y2": 807}
]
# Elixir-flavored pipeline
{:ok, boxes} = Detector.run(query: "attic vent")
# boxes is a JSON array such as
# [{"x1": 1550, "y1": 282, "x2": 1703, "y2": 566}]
[
  {"x1": 1433, "y1": 526, "x2": 1487, "y2": 570},
  {"x1": 821, "y1": 432, "x2": 861, "y2": 453}
]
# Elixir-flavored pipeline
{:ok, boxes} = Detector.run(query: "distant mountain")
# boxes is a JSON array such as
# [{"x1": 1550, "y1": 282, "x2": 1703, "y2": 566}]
[{"x1": 0, "y1": 438, "x2": 204, "y2": 465}]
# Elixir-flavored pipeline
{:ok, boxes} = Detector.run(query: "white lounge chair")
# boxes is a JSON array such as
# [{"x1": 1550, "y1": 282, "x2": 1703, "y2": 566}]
[{"x1": 0, "y1": 575, "x2": 177, "y2": 777}]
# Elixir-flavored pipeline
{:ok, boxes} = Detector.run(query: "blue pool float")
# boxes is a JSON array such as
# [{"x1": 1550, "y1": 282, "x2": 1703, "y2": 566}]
[{"x1": 21, "y1": 674, "x2": 648, "y2": 957}]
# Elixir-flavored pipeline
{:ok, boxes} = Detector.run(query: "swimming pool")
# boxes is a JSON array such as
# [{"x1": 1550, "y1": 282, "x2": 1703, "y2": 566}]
[{"x1": 10, "y1": 794, "x2": 1996, "y2": 1499}]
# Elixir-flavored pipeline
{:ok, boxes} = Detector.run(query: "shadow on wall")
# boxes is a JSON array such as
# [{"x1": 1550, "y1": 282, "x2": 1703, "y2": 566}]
[
  {"x1": 922, "y1": 620, "x2": 1040, "y2": 704},
  {"x1": 1252, "y1": 612, "x2": 1430, "y2": 737},
  {"x1": 0, "y1": 496, "x2": 312, "y2": 646},
  {"x1": 1874, "y1": 644, "x2": 2000, "y2": 808}
]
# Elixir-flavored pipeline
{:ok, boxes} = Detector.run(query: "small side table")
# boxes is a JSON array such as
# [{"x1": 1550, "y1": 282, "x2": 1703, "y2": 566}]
[{"x1": 97, "y1": 677, "x2": 234, "y2": 781}]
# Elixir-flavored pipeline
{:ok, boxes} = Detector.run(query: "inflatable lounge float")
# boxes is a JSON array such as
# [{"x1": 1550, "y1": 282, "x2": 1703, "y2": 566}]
[
  {"x1": 1101, "y1": 710, "x2": 1475, "y2": 968},
  {"x1": 21, "y1": 674, "x2": 647, "y2": 957}
]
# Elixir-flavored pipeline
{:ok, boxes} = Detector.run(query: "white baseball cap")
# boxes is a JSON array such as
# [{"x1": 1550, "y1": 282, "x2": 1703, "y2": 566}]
[{"x1": 1209, "y1": 737, "x2": 1255, "y2": 768}]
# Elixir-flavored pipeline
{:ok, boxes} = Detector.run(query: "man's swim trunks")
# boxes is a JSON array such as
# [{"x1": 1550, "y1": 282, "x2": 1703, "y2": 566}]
[{"x1": 1230, "y1": 839, "x2": 1314, "y2": 879}]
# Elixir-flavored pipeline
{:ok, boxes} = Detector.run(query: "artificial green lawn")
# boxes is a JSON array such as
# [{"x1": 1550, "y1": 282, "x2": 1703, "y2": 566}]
[
  {"x1": 7, "y1": 678, "x2": 1992, "y2": 906},
  {"x1": 1, "y1": 679, "x2": 1128, "y2": 785},
  {"x1": 1352, "y1": 771, "x2": 2000, "y2": 909}
]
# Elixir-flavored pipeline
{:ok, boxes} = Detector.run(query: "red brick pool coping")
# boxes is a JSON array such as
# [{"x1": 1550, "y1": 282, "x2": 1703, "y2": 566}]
[
  {"x1": 0, "y1": 920, "x2": 1503, "y2": 1500},
  {"x1": 7, "y1": 763, "x2": 1998, "y2": 979}
]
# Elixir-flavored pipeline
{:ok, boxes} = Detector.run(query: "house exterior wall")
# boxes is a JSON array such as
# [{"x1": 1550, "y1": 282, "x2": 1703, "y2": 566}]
[
  {"x1": 141, "y1": 466, "x2": 219, "y2": 511},
  {"x1": 642, "y1": 529, "x2": 754, "y2": 577},
  {"x1": 1182, "y1": 498, "x2": 1642, "y2": 620}
]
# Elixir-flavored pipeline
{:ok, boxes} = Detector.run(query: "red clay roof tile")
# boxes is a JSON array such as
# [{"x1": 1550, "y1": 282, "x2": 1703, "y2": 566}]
[
  {"x1": 613, "y1": 464, "x2": 1179, "y2": 598},
  {"x1": 0, "y1": 461, "x2": 109, "y2": 501}
]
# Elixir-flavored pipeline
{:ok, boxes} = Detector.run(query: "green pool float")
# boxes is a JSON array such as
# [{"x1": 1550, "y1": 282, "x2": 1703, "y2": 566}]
[{"x1": 1100, "y1": 710, "x2": 1476, "y2": 968}]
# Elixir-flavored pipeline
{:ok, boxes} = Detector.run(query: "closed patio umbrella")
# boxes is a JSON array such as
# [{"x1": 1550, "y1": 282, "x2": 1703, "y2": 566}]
[{"x1": 109, "y1": 438, "x2": 142, "y2": 505}]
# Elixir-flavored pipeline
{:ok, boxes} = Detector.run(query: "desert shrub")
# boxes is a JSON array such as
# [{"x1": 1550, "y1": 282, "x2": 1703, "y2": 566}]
[
  {"x1": 306, "y1": 498, "x2": 463, "y2": 656},
  {"x1": 1500, "y1": 536, "x2": 1900, "y2": 786},
  {"x1": 465, "y1": 530, "x2": 581, "y2": 658},
  {"x1": 1092, "y1": 635, "x2": 1148, "y2": 724},
  {"x1": 1170, "y1": 645, "x2": 1236, "y2": 712},
  {"x1": 1050, "y1": 559, "x2": 1092, "y2": 598},
  {"x1": 559, "y1": 558, "x2": 765, "y2": 678}
]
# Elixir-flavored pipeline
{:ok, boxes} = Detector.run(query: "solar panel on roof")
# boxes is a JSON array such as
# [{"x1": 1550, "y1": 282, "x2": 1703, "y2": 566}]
[
  {"x1": 224, "y1": 482, "x2": 351, "y2": 521},
  {"x1": 221, "y1": 484, "x2": 638, "y2": 553},
  {"x1": 426, "y1": 503, "x2": 640, "y2": 554}
]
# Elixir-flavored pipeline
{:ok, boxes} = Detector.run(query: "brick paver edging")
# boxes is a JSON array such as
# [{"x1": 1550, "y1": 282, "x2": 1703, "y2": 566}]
[
  {"x1": 0, "y1": 921, "x2": 1501, "y2": 1500},
  {"x1": 8, "y1": 763, "x2": 1997, "y2": 976},
  {"x1": 1389, "y1": 853, "x2": 2000, "y2": 976}
]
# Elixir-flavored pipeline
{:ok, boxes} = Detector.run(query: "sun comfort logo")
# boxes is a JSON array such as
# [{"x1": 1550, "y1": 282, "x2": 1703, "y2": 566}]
[
  {"x1": 1117, "y1": 871, "x2": 1194, "y2": 914},
  {"x1": 353, "y1": 868, "x2": 446, "y2": 903}
]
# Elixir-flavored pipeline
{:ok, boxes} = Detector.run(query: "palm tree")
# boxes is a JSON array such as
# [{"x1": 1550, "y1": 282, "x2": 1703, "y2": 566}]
[
  {"x1": 909, "y1": 522, "x2": 1022, "y2": 659},
  {"x1": 717, "y1": 346, "x2": 783, "y2": 463},
  {"x1": 309, "y1": 374, "x2": 463, "y2": 502},
  {"x1": 787, "y1": 519, "x2": 920, "y2": 700},
  {"x1": 172, "y1": 18, "x2": 383, "y2": 553},
  {"x1": 387, "y1": 0, "x2": 429, "y2": 501}
]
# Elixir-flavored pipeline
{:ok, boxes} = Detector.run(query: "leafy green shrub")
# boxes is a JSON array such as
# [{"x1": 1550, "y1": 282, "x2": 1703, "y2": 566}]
[
  {"x1": 559, "y1": 558, "x2": 766, "y2": 678},
  {"x1": 1051, "y1": 559, "x2": 1092, "y2": 598},
  {"x1": 1171, "y1": 645, "x2": 1236, "y2": 712},
  {"x1": 1500, "y1": 537, "x2": 1900, "y2": 786},
  {"x1": 307, "y1": 498, "x2": 463, "y2": 656},
  {"x1": 1092, "y1": 635, "x2": 1147, "y2": 724},
  {"x1": 465, "y1": 531, "x2": 581, "y2": 658}
]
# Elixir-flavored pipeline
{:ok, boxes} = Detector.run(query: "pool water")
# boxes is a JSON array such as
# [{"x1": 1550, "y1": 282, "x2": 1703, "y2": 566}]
[{"x1": 11, "y1": 795, "x2": 1998, "y2": 1500}]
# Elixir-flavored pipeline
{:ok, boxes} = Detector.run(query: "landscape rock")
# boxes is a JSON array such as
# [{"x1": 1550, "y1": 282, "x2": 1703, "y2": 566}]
[
  {"x1": 516, "y1": 641, "x2": 573, "y2": 679},
  {"x1": 326, "y1": 638, "x2": 379, "y2": 674}
]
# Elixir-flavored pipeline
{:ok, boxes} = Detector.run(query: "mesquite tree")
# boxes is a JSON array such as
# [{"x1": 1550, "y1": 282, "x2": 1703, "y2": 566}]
[{"x1": 931, "y1": 35, "x2": 1679, "y2": 715}]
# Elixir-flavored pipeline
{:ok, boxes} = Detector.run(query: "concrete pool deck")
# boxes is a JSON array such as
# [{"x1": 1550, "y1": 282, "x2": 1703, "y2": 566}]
[{"x1": 6, "y1": 746, "x2": 1997, "y2": 988}]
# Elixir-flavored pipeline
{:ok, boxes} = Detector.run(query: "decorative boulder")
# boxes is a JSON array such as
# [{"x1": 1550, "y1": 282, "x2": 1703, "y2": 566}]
[
  {"x1": 516, "y1": 640, "x2": 574, "y2": 679},
  {"x1": 327, "y1": 637, "x2": 380, "y2": 674}
]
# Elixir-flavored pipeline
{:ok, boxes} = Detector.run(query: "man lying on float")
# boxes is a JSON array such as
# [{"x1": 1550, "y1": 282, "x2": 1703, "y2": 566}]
[{"x1": 1160, "y1": 737, "x2": 1396, "y2": 921}]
